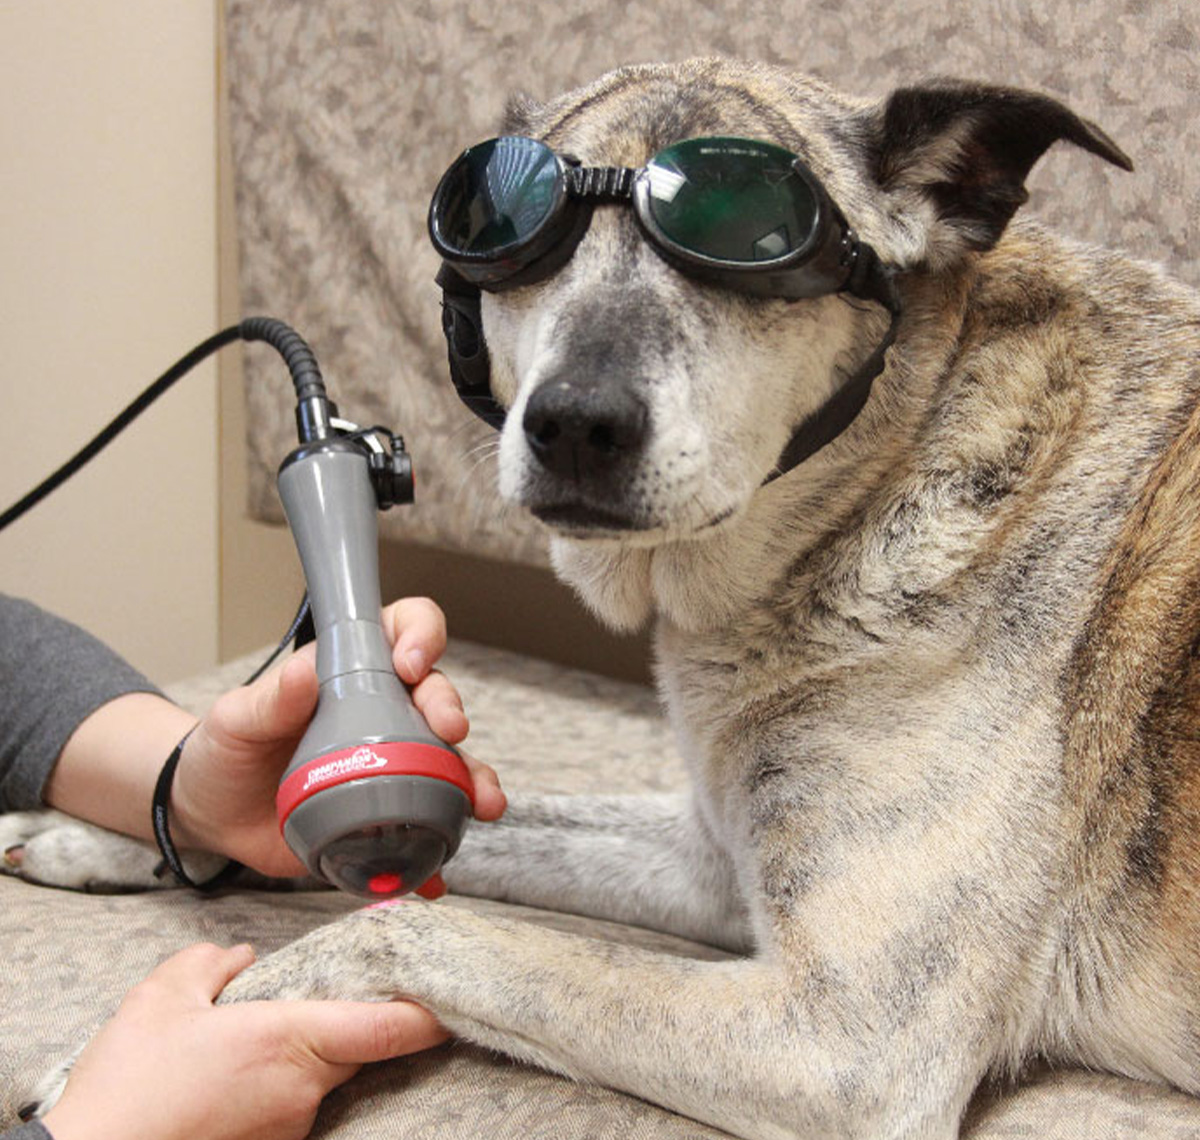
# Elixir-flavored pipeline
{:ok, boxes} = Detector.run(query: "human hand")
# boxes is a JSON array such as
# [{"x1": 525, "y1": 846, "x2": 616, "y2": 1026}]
[
  {"x1": 171, "y1": 597, "x2": 506, "y2": 877},
  {"x1": 40, "y1": 942, "x2": 448, "y2": 1140}
]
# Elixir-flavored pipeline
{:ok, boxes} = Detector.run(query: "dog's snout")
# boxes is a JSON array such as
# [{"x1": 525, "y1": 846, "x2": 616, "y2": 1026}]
[{"x1": 523, "y1": 378, "x2": 648, "y2": 480}]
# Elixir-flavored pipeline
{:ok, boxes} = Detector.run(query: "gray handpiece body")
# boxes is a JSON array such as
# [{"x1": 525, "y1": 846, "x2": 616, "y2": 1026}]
[{"x1": 275, "y1": 439, "x2": 470, "y2": 895}]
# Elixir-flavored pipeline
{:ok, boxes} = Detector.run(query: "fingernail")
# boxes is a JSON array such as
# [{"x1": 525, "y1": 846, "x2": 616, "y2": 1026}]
[
  {"x1": 416, "y1": 875, "x2": 447, "y2": 900},
  {"x1": 405, "y1": 649, "x2": 427, "y2": 680}
]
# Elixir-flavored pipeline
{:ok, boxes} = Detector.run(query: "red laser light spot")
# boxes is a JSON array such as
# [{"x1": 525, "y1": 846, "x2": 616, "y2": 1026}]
[{"x1": 368, "y1": 872, "x2": 403, "y2": 895}]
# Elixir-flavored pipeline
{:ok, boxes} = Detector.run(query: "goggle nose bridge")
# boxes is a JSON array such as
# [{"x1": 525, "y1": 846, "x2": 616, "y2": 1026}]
[
  {"x1": 560, "y1": 153, "x2": 816, "y2": 205},
  {"x1": 563, "y1": 164, "x2": 635, "y2": 202}
]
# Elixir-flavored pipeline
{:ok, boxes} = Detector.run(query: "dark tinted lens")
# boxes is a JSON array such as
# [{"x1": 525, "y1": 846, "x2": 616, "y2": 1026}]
[
  {"x1": 436, "y1": 136, "x2": 561, "y2": 256},
  {"x1": 643, "y1": 138, "x2": 819, "y2": 264}
]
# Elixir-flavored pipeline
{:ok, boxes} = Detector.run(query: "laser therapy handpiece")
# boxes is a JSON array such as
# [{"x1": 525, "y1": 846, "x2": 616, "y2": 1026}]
[{"x1": 271, "y1": 337, "x2": 473, "y2": 901}]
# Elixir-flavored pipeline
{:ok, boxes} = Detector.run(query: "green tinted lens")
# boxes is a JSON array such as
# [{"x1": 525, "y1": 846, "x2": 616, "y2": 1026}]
[
  {"x1": 438, "y1": 136, "x2": 561, "y2": 255},
  {"x1": 643, "y1": 138, "x2": 819, "y2": 264}
]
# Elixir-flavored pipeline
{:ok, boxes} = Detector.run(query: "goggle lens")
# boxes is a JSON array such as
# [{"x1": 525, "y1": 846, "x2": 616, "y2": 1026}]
[
  {"x1": 643, "y1": 138, "x2": 820, "y2": 265},
  {"x1": 437, "y1": 136, "x2": 561, "y2": 255}
]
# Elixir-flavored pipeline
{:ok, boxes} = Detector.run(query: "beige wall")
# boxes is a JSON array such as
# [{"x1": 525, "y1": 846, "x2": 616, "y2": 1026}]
[{"x1": 0, "y1": 4, "x2": 219, "y2": 683}]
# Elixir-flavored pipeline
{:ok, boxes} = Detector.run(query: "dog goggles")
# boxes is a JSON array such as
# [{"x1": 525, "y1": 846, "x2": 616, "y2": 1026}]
[
  {"x1": 429, "y1": 134, "x2": 890, "y2": 304},
  {"x1": 429, "y1": 134, "x2": 901, "y2": 480}
]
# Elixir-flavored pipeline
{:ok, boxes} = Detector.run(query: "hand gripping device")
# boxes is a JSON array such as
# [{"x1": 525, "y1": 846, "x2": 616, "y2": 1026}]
[{"x1": 0, "y1": 315, "x2": 471, "y2": 900}]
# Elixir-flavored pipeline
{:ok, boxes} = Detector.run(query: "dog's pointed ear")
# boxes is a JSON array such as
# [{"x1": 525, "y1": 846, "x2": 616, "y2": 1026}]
[
  {"x1": 872, "y1": 80, "x2": 1133, "y2": 260},
  {"x1": 501, "y1": 92, "x2": 542, "y2": 136}
]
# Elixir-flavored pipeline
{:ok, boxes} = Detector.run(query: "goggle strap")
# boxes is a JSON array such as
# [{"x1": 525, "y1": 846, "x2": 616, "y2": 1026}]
[
  {"x1": 844, "y1": 241, "x2": 901, "y2": 315},
  {"x1": 435, "y1": 266, "x2": 506, "y2": 430},
  {"x1": 764, "y1": 272, "x2": 901, "y2": 483},
  {"x1": 565, "y1": 166, "x2": 635, "y2": 202}
]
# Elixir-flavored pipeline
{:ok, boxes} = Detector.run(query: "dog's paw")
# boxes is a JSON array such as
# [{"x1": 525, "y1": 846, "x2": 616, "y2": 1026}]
[
  {"x1": 0, "y1": 809, "x2": 225, "y2": 893},
  {"x1": 18, "y1": 1049, "x2": 78, "y2": 1122},
  {"x1": 0, "y1": 809, "x2": 68, "y2": 854}
]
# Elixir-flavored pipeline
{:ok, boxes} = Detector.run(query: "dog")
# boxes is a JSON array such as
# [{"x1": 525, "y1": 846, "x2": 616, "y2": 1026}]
[{"x1": 12, "y1": 57, "x2": 1200, "y2": 1138}]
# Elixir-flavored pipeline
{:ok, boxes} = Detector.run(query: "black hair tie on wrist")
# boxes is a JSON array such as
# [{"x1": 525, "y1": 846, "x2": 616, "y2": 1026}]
[{"x1": 151, "y1": 727, "x2": 243, "y2": 891}]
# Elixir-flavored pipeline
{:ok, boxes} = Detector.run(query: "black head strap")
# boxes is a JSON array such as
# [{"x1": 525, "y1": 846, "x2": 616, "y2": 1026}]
[
  {"x1": 764, "y1": 244, "x2": 901, "y2": 482},
  {"x1": 436, "y1": 264, "x2": 504, "y2": 430}
]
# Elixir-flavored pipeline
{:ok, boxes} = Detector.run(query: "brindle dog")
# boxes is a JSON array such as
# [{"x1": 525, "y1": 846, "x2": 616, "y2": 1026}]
[{"x1": 19, "y1": 59, "x2": 1200, "y2": 1138}]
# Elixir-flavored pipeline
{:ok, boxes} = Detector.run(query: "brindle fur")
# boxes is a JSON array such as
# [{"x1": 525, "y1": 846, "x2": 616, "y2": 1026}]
[{"x1": 21, "y1": 59, "x2": 1200, "y2": 1138}]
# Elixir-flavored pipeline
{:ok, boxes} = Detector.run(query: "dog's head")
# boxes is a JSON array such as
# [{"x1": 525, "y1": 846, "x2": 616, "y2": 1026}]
[{"x1": 434, "y1": 60, "x2": 1130, "y2": 606}]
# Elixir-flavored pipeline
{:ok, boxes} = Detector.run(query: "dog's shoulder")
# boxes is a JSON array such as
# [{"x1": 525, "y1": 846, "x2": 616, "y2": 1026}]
[{"x1": 973, "y1": 219, "x2": 1200, "y2": 344}]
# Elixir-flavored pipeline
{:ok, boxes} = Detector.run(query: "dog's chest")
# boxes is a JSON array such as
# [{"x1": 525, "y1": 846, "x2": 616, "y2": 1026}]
[
  {"x1": 649, "y1": 493, "x2": 1088, "y2": 867},
  {"x1": 655, "y1": 605, "x2": 1069, "y2": 960}
]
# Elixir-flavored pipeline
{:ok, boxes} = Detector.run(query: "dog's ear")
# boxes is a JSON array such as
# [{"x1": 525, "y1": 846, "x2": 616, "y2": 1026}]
[
  {"x1": 872, "y1": 80, "x2": 1133, "y2": 261},
  {"x1": 501, "y1": 92, "x2": 542, "y2": 136}
]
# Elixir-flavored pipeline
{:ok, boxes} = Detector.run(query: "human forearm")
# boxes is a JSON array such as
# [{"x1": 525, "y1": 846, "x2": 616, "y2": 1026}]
[
  {"x1": 6, "y1": 596, "x2": 495, "y2": 878},
  {"x1": 0, "y1": 594, "x2": 162, "y2": 813},
  {"x1": 43, "y1": 691, "x2": 199, "y2": 846}
]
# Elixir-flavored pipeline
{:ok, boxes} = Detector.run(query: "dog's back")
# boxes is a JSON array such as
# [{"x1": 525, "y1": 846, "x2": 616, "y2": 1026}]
[
  {"x1": 1053, "y1": 241, "x2": 1200, "y2": 1083},
  {"x1": 860, "y1": 218, "x2": 1200, "y2": 1083}
]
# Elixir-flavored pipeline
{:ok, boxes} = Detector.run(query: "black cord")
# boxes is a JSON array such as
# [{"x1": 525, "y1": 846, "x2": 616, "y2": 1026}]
[
  {"x1": 0, "y1": 326, "x2": 244, "y2": 533},
  {"x1": 242, "y1": 592, "x2": 311, "y2": 685},
  {"x1": 0, "y1": 319, "x2": 332, "y2": 533},
  {"x1": 240, "y1": 316, "x2": 326, "y2": 402},
  {"x1": 0, "y1": 319, "x2": 330, "y2": 684}
]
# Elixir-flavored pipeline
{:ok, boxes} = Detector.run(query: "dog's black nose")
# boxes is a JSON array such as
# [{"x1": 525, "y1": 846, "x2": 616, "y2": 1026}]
[{"x1": 523, "y1": 378, "x2": 648, "y2": 481}]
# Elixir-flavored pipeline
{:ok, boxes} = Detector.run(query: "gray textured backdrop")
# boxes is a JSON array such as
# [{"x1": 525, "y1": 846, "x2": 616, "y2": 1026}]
[{"x1": 225, "y1": 0, "x2": 1198, "y2": 562}]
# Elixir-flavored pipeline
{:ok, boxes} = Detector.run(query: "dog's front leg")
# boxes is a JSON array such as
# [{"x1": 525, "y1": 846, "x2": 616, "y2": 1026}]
[
  {"x1": 0, "y1": 809, "x2": 226, "y2": 891},
  {"x1": 219, "y1": 901, "x2": 972, "y2": 1140},
  {"x1": 445, "y1": 791, "x2": 753, "y2": 952}
]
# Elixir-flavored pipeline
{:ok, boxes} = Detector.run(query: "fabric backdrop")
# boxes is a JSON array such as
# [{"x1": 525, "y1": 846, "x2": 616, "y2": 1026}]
[{"x1": 225, "y1": 0, "x2": 1198, "y2": 563}]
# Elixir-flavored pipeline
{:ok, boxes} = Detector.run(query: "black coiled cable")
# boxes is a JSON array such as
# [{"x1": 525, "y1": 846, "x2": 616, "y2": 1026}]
[
  {"x1": 0, "y1": 318, "x2": 329, "y2": 674},
  {"x1": 240, "y1": 316, "x2": 327, "y2": 403}
]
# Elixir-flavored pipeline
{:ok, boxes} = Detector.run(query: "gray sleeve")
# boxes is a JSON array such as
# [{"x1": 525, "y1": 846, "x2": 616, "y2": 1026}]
[
  {"x1": 0, "y1": 1120, "x2": 54, "y2": 1140},
  {"x1": 0, "y1": 593, "x2": 164, "y2": 812}
]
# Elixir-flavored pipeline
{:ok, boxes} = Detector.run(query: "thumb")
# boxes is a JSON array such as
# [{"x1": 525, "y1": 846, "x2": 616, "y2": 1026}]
[
  {"x1": 141, "y1": 942, "x2": 257, "y2": 1005},
  {"x1": 237, "y1": 650, "x2": 320, "y2": 745},
  {"x1": 291, "y1": 999, "x2": 449, "y2": 1067}
]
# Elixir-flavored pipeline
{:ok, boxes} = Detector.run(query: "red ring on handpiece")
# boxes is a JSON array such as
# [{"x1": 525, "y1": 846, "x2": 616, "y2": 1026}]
[{"x1": 276, "y1": 740, "x2": 474, "y2": 828}]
